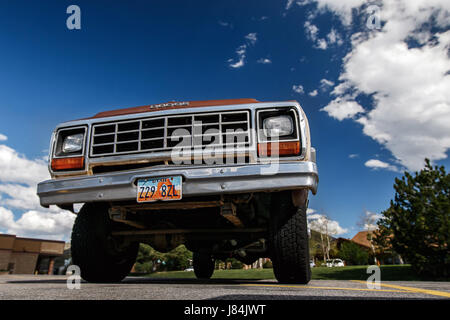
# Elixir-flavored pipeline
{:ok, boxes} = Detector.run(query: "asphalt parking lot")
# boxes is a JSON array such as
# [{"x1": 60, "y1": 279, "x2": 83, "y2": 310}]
[{"x1": 0, "y1": 275, "x2": 449, "y2": 300}]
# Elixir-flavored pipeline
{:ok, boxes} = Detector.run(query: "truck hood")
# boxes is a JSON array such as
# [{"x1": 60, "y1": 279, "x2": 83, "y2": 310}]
[{"x1": 88, "y1": 98, "x2": 260, "y2": 119}]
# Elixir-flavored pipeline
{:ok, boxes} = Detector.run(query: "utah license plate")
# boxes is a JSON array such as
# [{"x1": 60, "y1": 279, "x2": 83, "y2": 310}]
[{"x1": 137, "y1": 176, "x2": 182, "y2": 202}]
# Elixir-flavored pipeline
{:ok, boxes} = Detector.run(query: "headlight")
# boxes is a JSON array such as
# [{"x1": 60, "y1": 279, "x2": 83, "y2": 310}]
[
  {"x1": 263, "y1": 115, "x2": 293, "y2": 137},
  {"x1": 62, "y1": 133, "x2": 84, "y2": 153}
]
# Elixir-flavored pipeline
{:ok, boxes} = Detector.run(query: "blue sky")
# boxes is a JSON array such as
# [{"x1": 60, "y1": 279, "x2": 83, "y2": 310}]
[{"x1": 1, "y1": 0, "x2": 449, "y2": 240}]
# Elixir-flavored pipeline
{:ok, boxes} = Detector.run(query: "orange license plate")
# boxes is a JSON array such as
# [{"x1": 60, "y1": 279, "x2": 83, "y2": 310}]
[{"x1": 137, "y1": 176, "x2": 182, "y2": 202}]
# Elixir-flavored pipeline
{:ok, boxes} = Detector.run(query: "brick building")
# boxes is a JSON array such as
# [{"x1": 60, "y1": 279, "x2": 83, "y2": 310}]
[{"x1": 0, "y1": 234, "x2": 65, "y2": 274}]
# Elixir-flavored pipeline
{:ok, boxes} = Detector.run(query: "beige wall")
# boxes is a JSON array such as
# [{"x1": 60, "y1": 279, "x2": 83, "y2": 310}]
[
  {"x1": 40, "y1": 241, "x2": 65, "y2": 255},
  {"x1": 13, "y1": 238, "x2": 41, "y2": 253},
  {"x1": 0, "y1": 249, "x2": 12, "y2": 270},
  {"x1": 9, "y1": 252, "x2": 39, "y2": 274},
  {"x1": 0, "y1": 235, "x2": 16, "y2": 250},
  {"x1": 0, "y1": 234, "x2": 65, "y2": 274}
]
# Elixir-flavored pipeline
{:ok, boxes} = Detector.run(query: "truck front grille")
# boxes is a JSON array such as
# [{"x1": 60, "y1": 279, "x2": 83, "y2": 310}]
[{"x1": 90, "y1": 110, "x2": 251, "y2": 157}]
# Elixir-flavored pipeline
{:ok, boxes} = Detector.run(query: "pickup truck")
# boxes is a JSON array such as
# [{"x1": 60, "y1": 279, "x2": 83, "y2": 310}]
[{"x1": 37, "y1": 98, "x2": 318, "y2": 284}]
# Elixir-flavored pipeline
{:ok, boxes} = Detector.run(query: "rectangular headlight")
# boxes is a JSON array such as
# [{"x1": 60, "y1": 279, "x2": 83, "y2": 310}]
[
  {"x1": 263, "y1": 115, "x2": 294, "y2": 137},
  {"x1": 62, "y1": 133, "x2": 84, "y2": 153}
]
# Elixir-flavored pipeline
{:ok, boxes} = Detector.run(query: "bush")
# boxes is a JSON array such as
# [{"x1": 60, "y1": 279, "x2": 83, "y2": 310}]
[{"x1": 338, "y1": 242, "x2": 369, "y2": 265}]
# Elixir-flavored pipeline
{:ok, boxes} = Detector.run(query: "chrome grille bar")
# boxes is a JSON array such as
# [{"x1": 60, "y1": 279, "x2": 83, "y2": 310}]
[{"x1": 90, "y1": 110, "x2": 251, "y2": 157}]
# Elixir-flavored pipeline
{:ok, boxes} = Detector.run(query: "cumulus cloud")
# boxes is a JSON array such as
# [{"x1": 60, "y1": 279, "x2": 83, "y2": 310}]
[
  {"x1": 307, "y1": 211, "x2": 348, "y2": 236},
  {"x1": 321, "y1": 96, "x2": 364, "y2": 121},
  {"x1": 317, "y1": 0, "x2": 450, "y2": 171},
  {"x1": 292, "y1": 84, "x2": 305, "y2": 94},
  {"x1": 0, "y1": 141, "x2": 74, "y2": 240},
  {"x1": 365, "y1": 159, "x2": 399, "y2": 172},
  {"x1": 301, "y1": 0, "x2": 367, "y2": 25},
  {"x1": 0, "y1": 134, "x2": 7, "y2": 141},
  {"x1": 0, "y1": 207, "x2": 75, "y2": 240},
  {"x1": 360, "y1": 210, "x2": 383, "y2": 231}
]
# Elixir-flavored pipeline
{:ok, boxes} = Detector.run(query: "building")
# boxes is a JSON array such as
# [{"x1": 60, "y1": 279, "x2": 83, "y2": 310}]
[
  {"x1": 0, "y1": 234, "x2": 65, "y2": 274},
  {"x1": 337, "y1": 231, "x2": 404, "y2": 265}
]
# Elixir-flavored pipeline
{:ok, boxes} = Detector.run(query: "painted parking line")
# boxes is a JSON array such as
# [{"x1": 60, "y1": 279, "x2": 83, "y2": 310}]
[
  {"x1": 352, "y1": 280, "x2": 450, "y2": 298},
  {"x1": 238, "y1": 283, "x2": 406, "y2": 293}
]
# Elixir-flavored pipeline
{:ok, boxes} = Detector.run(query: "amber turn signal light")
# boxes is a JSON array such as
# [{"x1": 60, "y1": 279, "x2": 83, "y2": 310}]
[
  {"x1": 258, "y1": 141, "x2": 300, "y2": 157},
  {"x1": 51, "y1": 157, "x2": 85, "y2": 171}
]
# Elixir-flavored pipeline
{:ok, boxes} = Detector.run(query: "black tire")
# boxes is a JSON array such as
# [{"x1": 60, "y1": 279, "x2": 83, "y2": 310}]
[
  {"x1": 269, "y1": 192, "x2": 311, "y2": 284},
  {"x1": 193, "y1": 252, "x2": 215, "y2": 279},
  {"x1": 71, "y1": 203, "x2": 139, "y2": 283}
]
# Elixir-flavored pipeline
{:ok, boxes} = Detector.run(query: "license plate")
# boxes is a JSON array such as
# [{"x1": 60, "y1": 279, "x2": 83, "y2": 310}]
[{"x1": 136, "y1": 176, "x2": 182, "y2": 202}]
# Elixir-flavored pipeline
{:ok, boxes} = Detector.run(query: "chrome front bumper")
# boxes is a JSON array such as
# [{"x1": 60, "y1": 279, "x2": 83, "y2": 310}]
[{"x1": 37, "y1": 161, "x2": 318, "y2": 207}]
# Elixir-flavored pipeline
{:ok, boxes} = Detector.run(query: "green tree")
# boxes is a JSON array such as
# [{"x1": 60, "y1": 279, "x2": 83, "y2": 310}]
[
  {"x1": 338, "y1": 241, "x2": 369, "y2": 265},
  {"x1": 374, "y1": 159, "x2": 449, "y2": 277}
]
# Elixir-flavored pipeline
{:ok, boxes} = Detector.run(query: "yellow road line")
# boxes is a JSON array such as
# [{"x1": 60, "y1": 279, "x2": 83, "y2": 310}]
[
  {"x1": 239, "y1": 283, "x2": 405, "y2": 293},
  {"x1": 352, "y1": 280, "x2": 450, "y2": 298}
]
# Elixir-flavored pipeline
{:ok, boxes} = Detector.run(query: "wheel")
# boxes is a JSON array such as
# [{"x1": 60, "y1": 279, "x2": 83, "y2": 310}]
[
  {"x1": 269, "y1": 192, "x2": 311, "y2": 284},
  {"x1": 71, "y1": 203, "x2": 139, "y2": 283},
  {"x1": 193, "y1": 252, "x2": 215, "y2": 279}
]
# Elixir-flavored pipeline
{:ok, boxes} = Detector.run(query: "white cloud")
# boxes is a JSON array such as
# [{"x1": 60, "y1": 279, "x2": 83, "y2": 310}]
[
  {"x1": 0, "y1": 134, "x2": 7, "y2": 141},
  {"x1": 365, "y1": 159, "x2": 399, "y2": 172},
  {"x1": 0, "y1": 145, "x2": 49, "y2": 186},
  {"x1": 257, "y1": 58, "x2": 272, "y2": 64},
  {"x1": 303, "y1": 0, "x2": 367, "y2": 26},
  {"x1": 292, "y1": 84, "x2": 305, "y2": 94},
  {"x1": 228, "y1": 33, "x2": 258, "y2": 69},
  {"x1": 321, "y1": 96, "x2": 364, "y2": 121},
  {"x1": 0, "y1": 140, "x2": 74, "y2": 240},
  {"x1": 244, "y1": 33, "x2": 258, "y2": 45},
  {"x1": 309, "y1": 89, "x2": 318, "y2": 97},
  {"x1": 218, "y1": 21, "x2": 232, "y2": 27},
  {"x1": 0, "y1": 207, "x2": 75, "y2": 240},
  {"x1": 318, "y1": 0, "x2": 450, "y2": 171},
  {"x1": 361, "y1": 210, "x2": 383, "y2": 231},
  {"x1": 348, "y1": 153, "x2": 359, "y2": 159},
  {"x1": 307, "y1": 211, "x2": 348, "y2": 236},
  {"x1": 304, "y1": 21, "x2": 319, "y2": 41},
  {"x1": 327, "y1": 28, "x2": 343, "y2": 46},
  {"x1": 286, "y1": 0, "x2": 295, "y2": 10},
  {"x1": 315, "y1": 38, "x2": 328, "y2": 50},
  {"x1": 320, "y1": 78, "x2": 335, "y2": 88}
]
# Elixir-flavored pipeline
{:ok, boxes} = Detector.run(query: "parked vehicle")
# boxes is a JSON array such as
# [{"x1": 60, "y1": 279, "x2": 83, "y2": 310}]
[
  {"x1": 37, "y1": 98, "x2": 318, "y2": 284},
  {"x1": 326, "y1": 259, "x2": 345, "y2": 267}
]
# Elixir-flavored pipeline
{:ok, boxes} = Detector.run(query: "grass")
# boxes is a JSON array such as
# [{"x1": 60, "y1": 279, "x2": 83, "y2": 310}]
[{"x1": 140, "y1": 265, "x2": 440, "y2": 281}]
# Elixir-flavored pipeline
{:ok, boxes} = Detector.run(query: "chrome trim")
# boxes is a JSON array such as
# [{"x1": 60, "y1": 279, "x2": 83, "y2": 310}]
[
  {"x1": 48, "y1": 101, "x2": 310, "y2": 177},
  {"x1": 38, "y1": 161, "x2": 318, "y2": 206},
  {"x1": 52, "y1": 126, "x2": 88, "y2": 159},
  {"x1": 89, "y1": 110, "x2": 251, "y2": 157}
]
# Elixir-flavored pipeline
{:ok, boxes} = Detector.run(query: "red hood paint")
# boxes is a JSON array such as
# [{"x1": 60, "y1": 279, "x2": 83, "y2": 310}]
[{"x1": 87, "y1": 98, "x2": 260, "y2": 119}]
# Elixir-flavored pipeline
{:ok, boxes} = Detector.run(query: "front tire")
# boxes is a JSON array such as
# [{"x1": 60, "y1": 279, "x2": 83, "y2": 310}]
[
  {"x1": 193, "y1": 252, "x2": 215, "y2": 279},
  {"x1": 71, "y1": 203, "x2": 139, "y2": 283},
  {"x1": 269, "y1": 192, "x2": 311, "y2": 284}
]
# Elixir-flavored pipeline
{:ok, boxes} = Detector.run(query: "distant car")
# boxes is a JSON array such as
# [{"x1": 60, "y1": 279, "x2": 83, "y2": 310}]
[
  {"x1": 326, "y1": 259, "x2": 345, "y2": 267},
  {"x1": 310, "y1": 260, "x2": 315, "y2": 268},
  {"x1": 184, "y1": 267, "x2": 194, "y2": 272}
]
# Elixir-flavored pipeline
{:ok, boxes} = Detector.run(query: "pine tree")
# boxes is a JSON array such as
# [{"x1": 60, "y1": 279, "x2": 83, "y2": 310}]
[{"x1": 375, "y1": 159, "x2": 449, "y2": 277}]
